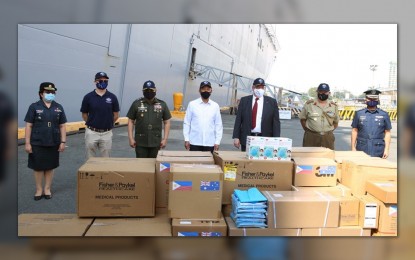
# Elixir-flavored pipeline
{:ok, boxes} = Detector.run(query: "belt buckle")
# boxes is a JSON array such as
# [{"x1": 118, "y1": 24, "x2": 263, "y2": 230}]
[
  {"x1": 148, "y1": 124, "x2": 152, "y2": 130},
  {"x1": 320, "y1": 132, "x2": 325, "y2": 135},
  {"x1": 48, "y1": 122, "x2": 51, "y2": 127}
]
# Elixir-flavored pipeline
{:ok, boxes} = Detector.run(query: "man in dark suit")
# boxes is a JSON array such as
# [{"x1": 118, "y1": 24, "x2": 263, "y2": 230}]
[{"x1": 232, "y1": 78, "x2": 281, "y2": 151}]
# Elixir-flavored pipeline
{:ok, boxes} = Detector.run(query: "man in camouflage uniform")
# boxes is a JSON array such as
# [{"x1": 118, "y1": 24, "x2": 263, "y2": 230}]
[
  {"x1": 299, "y1": 83, "x2": 339, "y2": 150},
  {"x1": 127, "y1": 80, "x2": 172, "y2": 158}
]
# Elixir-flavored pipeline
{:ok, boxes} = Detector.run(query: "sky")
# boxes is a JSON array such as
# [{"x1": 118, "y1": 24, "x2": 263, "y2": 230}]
[{"x1": 267, "y1": 24, "x2": 397, "y2": 96}]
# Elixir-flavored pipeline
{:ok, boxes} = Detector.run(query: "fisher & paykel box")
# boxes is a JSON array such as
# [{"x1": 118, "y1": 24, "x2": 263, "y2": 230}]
[
  {"x1": 156, "y1": 151, "x2": 214, "y2": 209},
  {"x1": 214, "y1": 151, "x2": 293, "y2": 204},
  {"x1": 358, "y1": 195, "x2": 380, "y2": 229},
  {"x1": 293, "y1": 157, "x2": 337, "y2": 187},
  {"x1": 262, "y1": 190, "x2": 340, "y2": 229},
  {"x1": 168, "y1": 164, "x2": 223, "y2": 219},
  {"x1": 172, "y1": 216, "x2": 227, "y2": 236},
  {"x1": 366, "y1": 194, "x2": 397, "y2": 235},
  {"x1": 78, "y1": 157, "x2": 155, "y2": 217}
]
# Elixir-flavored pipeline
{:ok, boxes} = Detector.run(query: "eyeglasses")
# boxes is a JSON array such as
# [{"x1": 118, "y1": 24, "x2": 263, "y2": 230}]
[{"x1": 44, "y1": 91, "x2": 55, "y2": 94}]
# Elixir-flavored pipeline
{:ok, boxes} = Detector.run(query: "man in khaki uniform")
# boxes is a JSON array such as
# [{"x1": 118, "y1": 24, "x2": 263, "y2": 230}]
[
  {"x1": 127, "y1": 80, "x2": 171, "y2": 158},
  {"x1": 299, "y1": 83, "x2": 339, "y2": 150}
]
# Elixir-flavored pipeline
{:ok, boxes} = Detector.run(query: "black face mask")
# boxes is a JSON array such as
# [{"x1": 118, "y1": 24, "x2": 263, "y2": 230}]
[
  {"x1": 318, "y1": 93, "x2": 329, "y2": 101},
  {"x1": 143, "y1": 91, "x2": 156, "y2": 100},
  {"x1": 200, "y1": 91, "x2": 211, "y2": 99}
]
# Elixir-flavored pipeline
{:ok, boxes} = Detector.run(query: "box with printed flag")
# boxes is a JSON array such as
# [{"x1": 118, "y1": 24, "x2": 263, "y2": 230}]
[
  {"x1": 168, "y1": 164, "x2": 223, "y2": 219},
  {"x1": 155, "y1": 151, "x2": 214, "y2": 211},
  {"x1": 171, "y1": 216, "x2": 227, "y2": 237},
  {"x1": 293, "y1": 157, "x2": 337, "y2": 187},
  {"x1": 366, "y1": 194, "x2": 397, "y2": 235}
]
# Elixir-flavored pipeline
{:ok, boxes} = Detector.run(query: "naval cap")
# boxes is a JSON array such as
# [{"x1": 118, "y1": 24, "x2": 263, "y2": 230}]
[
  {"x1": 39, "y1": 82, "x2": 57, "y2": 92},
  {"x1": 364, "y1": 89, "x2": 382, "y2": 98}
]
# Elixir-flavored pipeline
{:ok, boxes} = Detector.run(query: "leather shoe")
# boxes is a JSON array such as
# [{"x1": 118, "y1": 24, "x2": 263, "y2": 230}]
[
  {"x1": 34, "y1": 195, "x2": 43, "y2": 201},
  {"x1": 44, "y1": 194, "x2": 52, "y2": 199}
]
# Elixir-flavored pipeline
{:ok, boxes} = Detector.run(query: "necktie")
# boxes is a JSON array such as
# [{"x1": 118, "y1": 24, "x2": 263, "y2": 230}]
[{"x1": 252, "y1": 98, "x2": 259, "y2": 129}]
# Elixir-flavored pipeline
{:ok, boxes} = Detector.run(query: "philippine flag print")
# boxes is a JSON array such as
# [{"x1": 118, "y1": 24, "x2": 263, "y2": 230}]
[{"x1": 172, "y1": 181, "x2": 192, "y2": 191}]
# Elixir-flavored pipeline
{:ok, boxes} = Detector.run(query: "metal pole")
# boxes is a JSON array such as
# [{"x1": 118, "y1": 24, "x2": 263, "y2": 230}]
[{"x1": 181, "y1": 34, "x2": 195, "y2": 105}]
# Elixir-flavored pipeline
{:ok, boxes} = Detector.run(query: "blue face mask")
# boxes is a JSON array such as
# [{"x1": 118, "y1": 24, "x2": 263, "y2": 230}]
[
  {"x1": 367, "y1": 100, "x2": 379, "y2": 107},
  {"x1": 44, "y1": 93, "x2": 55, "y2": 102},
  {"x1": 96, "y1": 81, "x2": 108, "y2": 89}
]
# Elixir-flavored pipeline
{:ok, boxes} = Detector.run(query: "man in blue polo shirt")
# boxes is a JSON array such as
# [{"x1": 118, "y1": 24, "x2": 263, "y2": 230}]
[{"x1": 80, "y1": 72, "x2": 120, "y2": 158}]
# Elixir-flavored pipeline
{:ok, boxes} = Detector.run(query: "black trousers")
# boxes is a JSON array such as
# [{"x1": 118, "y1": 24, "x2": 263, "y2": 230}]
[
  {"x1": 190, "y1": 144, "x2": 214, "y2": 153},
  {"x1": 241, "y1": 145, "x2": 246, "y2": 152}
]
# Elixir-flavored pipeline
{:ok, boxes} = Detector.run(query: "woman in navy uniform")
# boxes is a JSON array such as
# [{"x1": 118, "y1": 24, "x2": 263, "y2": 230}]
[
  {"x1": 24, "y1": 82, "x2": 67, "y2": 200},
  {"x1": 351, "y1": 89, "x2": 392, "y2": 158}
]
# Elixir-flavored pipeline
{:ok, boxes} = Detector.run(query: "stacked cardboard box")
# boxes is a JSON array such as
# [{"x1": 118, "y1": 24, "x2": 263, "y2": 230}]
[
  {"x1": 262, "y1": 191, "x2": 340, "y2": 229},
  {"x1": 168, "y1": 164, "x2": 223, "y2": 219},
  {"x1": 156, "y1": 151, "x2": 214, "y2": 211},
  {"x1": 293, "y1": 157, "x2": 337, "y2": 187},
  {"x1": 292, "y1": 185, "x2": 359, "y2": 226},
  {"x1": 18, "y1": 214, "x2": 94, "y2": 236},
  {"x1": 302, "y1": 227, "x2": 371, "y2": 236},
  {"x1": 291, "y1": 147, "x2": 335, "y2": 159},
  {"x1": 213, "y1": 151, "x2": 293, "y2": 205},
  {"x1": 85, "y1": 213, "x2": 172, "y2": 236},
  {"x1": 334, "y1": 151, "x2": 371, "y2": 182},
  {"x1": 226, "y1": 217, "x2": 301, "y2": 236},
  {"x1": 366, "y1": 180, "x2": 397, "y2": 236},
  {"x1": 342, "y1": 159, "x2": 397, "y2": 196},
  {"x1": 77, "y1": 158, "x2": 156, "y2": 217},
  {"x1": 357, "y1": 195, "x2": 380, "y2": 229},
  {"x1": 246, "y1": 136, "x2": 292, "y2": 160},
  {"x1": 172, "y1": 217, "x2": 227, "y2": 236}
]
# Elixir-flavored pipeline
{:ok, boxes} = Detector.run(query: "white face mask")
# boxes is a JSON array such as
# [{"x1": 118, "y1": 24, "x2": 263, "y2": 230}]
[{"x1": 254, "y1": 89, "x2": 265, "y2": 98}]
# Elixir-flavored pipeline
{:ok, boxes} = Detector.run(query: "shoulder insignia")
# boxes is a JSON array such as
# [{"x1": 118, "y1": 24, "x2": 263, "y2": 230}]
[
  {"x1": 305, "y1": 99, "x2": 314, "y2": 105},
  {"x1": 329, "y1": 101, "x2": 337, "y2": 106}
]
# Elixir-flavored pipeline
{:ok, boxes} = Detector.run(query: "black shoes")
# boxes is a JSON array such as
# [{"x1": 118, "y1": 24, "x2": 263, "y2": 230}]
[
  {"x1": 44, "y1": 194, "x2": 52, "y2": 200},
  {"x1": 34, "y1": 195, "x2": 43, "y2": 201}
]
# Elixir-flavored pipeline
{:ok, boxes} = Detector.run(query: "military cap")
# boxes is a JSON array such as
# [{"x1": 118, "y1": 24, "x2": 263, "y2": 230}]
[
  {"x1": 39, "y1": 82, "x2": 57, "y2": 92},
  {"x1": 143, "y1": 80, "x2": 156, "y2": 89},
  {"x1": 317, "y1": 83, "x2": 330, "y2": 92},
  {"x1": 364, "y1": 89, "x2": 382, "y2": 99},
  {"x1": 95, "y1": 72, "x2": 109, "y2": 80}
]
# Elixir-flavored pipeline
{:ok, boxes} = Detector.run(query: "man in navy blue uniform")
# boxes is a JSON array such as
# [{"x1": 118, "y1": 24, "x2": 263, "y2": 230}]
[
  {"x1": 351, "y1": 89, "x2": 392, "y2": 158},
  {"x1": 80, "y1": 72, "x2": 120, "y2": 158}
]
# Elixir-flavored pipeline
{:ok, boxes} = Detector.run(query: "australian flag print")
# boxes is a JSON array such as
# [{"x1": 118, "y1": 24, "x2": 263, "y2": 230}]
[{"x1": 200, "y1": 181, "x2": 220, "y2": 191}]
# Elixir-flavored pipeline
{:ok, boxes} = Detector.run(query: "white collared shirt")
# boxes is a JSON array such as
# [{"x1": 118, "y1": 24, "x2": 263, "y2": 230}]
[
  {"x1": 183, "y1": 97, "x2": 223, "y2": 146},
  {"x1": 251, "y1": 95, "x2": 264, "y2": 133}
]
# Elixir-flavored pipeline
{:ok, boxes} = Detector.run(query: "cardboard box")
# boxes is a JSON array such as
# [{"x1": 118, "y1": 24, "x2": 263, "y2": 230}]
[
  {"x1": 226, "y1": 217, "x2": 301, "y2": 236},
  {"x1": 168, "y1": 164, "x2": 223, "y2": 219},
  {"x1": 291, "y1": 147, "x2": 335, "y2": 159},
  {"x1": 293, "y1": 157, "x2": 337, "y2": 187},
  {"x1": 334, "y1": 151, "x2": 371, "y2": 182},
  {"x1": 246, "y1": 136, "x2": 292, "y2": 161},
  {"x1": 358, "y1": 195, "x2": 379, "y2": 229},
  {"x1": 292, "y1": 183, "x2": 351, "y2": 197},
  {"x1": 78, "y1": 158, "x2": 156, "y2": 217},
  {"x1": 372, "y1": 231, "x2": 398, "y2": 236},
  {"x1": 302, "y1": 226, "x2": 371, "y2": 236},
  {"x1": 263, "y1": 191, "x2": 340, "y2": 228},
  {"x1": 18, "y1": 214, "x2": 93, "y2": 236},
  {"x1": 342, "y1": 160, "x2": 397, "y2": 196},
  {"x1": 85, "y1": 213, "x2": 172, "y2": 236},
  {"x1": 213, "y1": 151, "x2": 294, "y2": 204},
  {"x1": 172, "y1": 217, "x2": 227, "y2": 236},
  {"x1": 156, "y1": 151, "x2": 214, "y2": 209},
  {"x1": 339, "y1": 196, "x2": 360, "y2": 226},
  {"x1": 222, "y1": 204, "x2": 233, "y2": 217},
  {"x1": 366, "y1": 180, "x2": 397, "y2": 204},
  {"x1": 366, "y1": 194, "x2": 397, "y2": 234}
]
